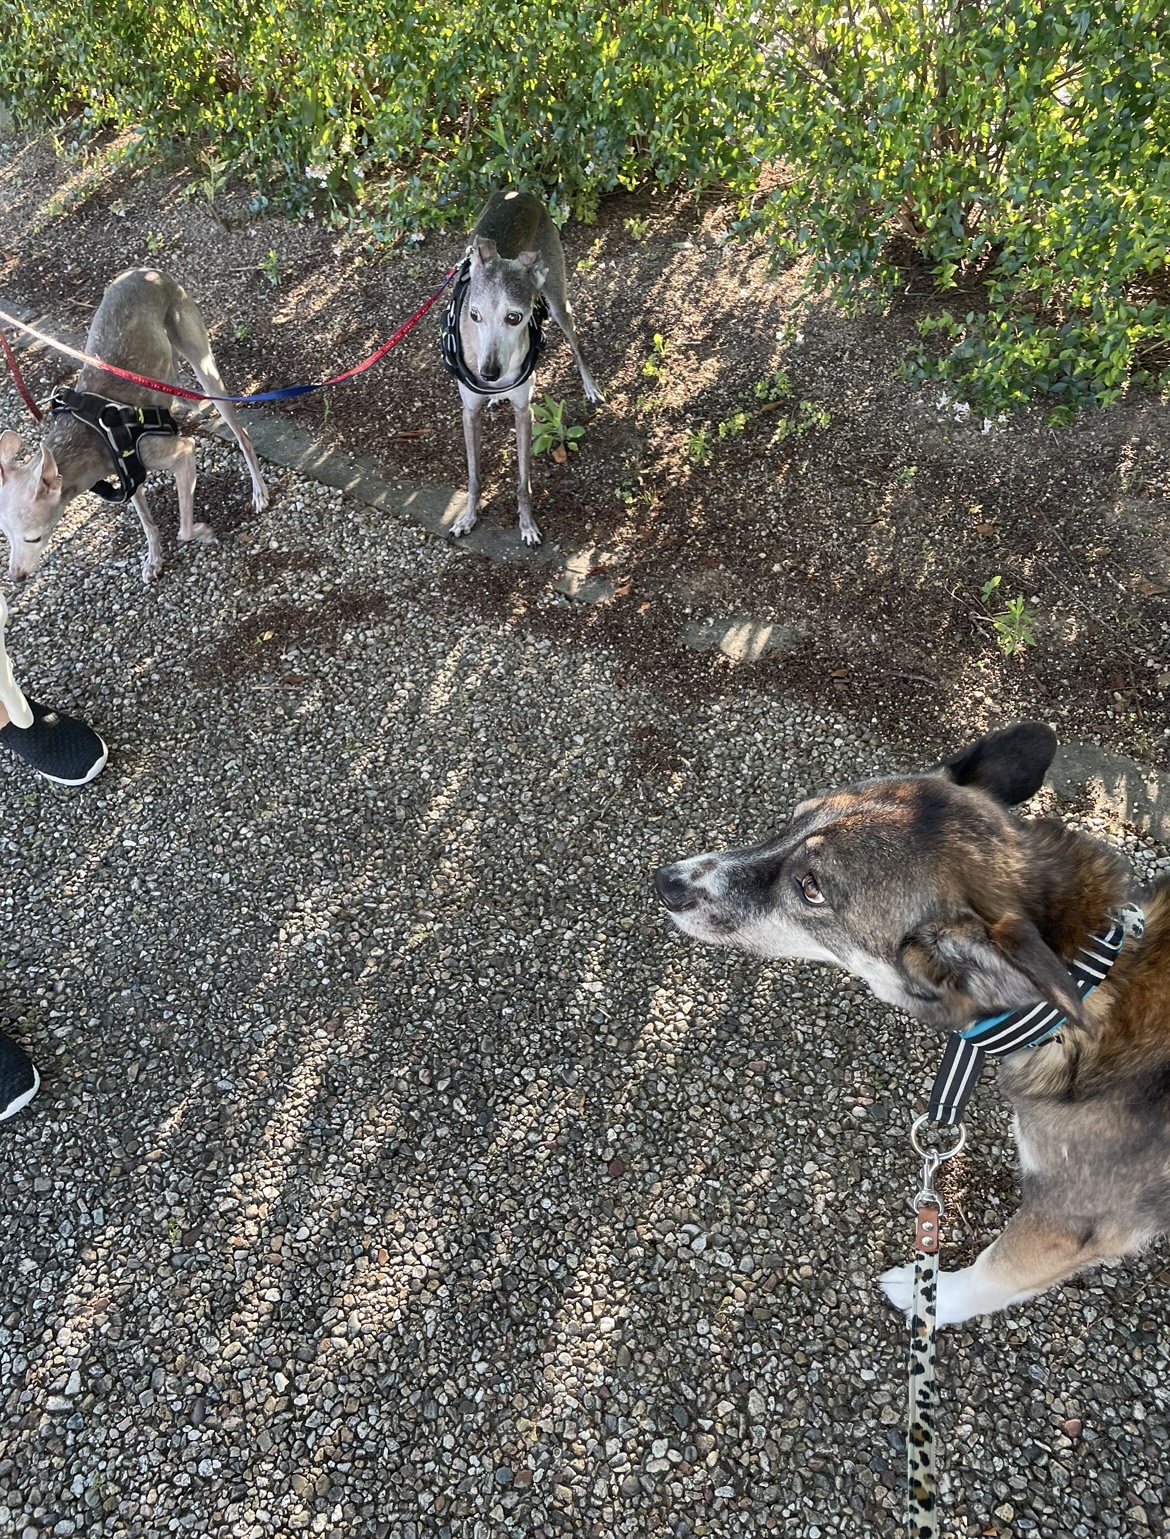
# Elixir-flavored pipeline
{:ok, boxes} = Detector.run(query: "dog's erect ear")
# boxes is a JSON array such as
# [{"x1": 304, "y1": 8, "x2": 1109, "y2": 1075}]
[
  {"x1": 0, "y1": 430, "x2": 22, "y2": 481},
  {"x1": 941, "y1": 722, "x2": 1057, "y2": 806},
  {"x1": 516, "y1": 250, "x2": 549, "y2": 289},
  {"x1": 902, "y1": 906, "x2": 1089, "y2": 1030},
  {"x1": 35, "y1": 443, "x2": 61, "y2": 496},
  {"x1": 472, "y1": 237, "x2": 498, "y2": 267}
]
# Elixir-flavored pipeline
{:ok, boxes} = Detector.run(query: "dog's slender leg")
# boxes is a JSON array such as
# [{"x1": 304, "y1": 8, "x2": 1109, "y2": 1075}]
[
  {"x1": 168, "y1": 303, "x2": 269, "y2": 513},
  {"x1": 138, "y1": 433, "x2": 207, "y2": 543},
  {"x1": 881, "y1": 1207, "x2": 1127, "y2": 1325},
  {"x1": 543, "y1": 292, "x2": 602, "y2": 404},
  {"x1": 513, "y1": 386, "x2": 540, "y2": 547},
  {"x1": 450, "y1": 390, "x2": 484, "y2": 539},
  {"x1": 129, "y1": 485, "x2": 166, "y2": 584}
]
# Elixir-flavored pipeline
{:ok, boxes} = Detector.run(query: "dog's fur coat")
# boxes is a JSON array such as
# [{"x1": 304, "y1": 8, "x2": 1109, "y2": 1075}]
[
  {"x1": 655, "y1": 724, "x2": 1170, "y2": 1324},
  {"x1": 448, "y1": 189, "x2": 600, "y2": 547},
  {"x1": 0, "y1": 268, "x2": 268, "y2": 583}
]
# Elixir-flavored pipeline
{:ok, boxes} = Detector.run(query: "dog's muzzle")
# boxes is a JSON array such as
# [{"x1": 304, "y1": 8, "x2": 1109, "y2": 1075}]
[{"x1": 654, "y1": 865, "x2": 697, "y2": 912}]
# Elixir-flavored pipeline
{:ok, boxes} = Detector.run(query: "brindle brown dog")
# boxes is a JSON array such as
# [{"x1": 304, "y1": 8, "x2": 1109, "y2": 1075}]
[{"x1": 655, "y1": 723, "x2": 1170, "y2": 1325}]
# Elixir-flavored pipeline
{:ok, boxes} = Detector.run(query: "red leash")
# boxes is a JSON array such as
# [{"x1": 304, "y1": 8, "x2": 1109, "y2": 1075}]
[
  {"x1": 0, "y1": 264, "x2": 458, "y2": 411},
  {"x1": 0, "y1": 328, "x2": 44, "y2": 422}
]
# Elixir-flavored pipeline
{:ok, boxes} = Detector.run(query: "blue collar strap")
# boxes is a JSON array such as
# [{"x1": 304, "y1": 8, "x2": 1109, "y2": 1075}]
[{"x1": 926, "y1": 904, "x2": 1145, "y2": 1127}]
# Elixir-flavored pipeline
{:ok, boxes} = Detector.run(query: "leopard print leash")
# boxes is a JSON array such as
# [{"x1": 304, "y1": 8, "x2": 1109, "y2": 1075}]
[{"x1": 906, "y1": 1117, "x2": 965, "y2": 1539}]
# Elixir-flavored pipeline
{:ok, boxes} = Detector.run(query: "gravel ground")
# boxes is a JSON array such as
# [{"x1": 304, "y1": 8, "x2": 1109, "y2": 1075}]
[{"x1": 0, "y1": 390, "x2": 1168, "y2": 1539}]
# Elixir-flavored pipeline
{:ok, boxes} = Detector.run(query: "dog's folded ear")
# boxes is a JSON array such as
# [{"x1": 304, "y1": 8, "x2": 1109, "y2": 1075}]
[
  {"x1": 985, "y1": 912, "x2": 1091, "y2": 1030},
  {"x1": 0, "y1": 429, "x2": 22, "y2": 481},
  {"x1": 941, "y1": 722, "x2": 1057, "y2": 806},
  {"x1": 901, "y1": 906, "x2": 1090, "y2": 1031},
  {"x1": 516, "y1": 251, "x2": 550, "y2": 289},
  {"x1": 472, "y1": 237, "x2": 499, "y2": 267}
]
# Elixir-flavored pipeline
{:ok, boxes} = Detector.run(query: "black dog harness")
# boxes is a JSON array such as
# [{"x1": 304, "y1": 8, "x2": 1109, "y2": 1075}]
[
  {"x1": 439, "y1": 256, "x2": 548, "y2": 396},
  {"x1": 49, "y1": 387, "x2": 180, "y2": 502}
]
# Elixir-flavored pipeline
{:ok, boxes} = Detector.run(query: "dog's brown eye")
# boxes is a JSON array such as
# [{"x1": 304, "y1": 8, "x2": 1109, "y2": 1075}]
[
  {"x1": 469, "y1": 308, "x2": 481, "y2": 323},
  {"x1": 506, "y1": 311, "x2": 523, "y2": 326},
  {"x1": 799, "y1": 873, "x2": 825, "y2": 905}
]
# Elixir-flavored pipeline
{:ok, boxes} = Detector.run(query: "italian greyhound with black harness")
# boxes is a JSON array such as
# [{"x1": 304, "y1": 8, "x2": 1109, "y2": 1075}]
[
  {"x1": 441, "y1": 190, "x2": 601, "y2": 547},
  {"x1": 0, "y1": 268, "x2": 268, "y2": 584}
]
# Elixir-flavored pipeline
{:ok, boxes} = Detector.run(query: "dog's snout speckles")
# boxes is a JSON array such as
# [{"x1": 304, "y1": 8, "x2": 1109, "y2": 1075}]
[{"x1": 654, "y1": 865, "x2": 696, "y2": 912}]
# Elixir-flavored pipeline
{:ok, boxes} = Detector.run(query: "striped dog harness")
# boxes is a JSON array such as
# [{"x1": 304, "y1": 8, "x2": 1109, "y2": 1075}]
[{"x1": 927, "y1": 903, "x2": 1145, "y2": 1125}]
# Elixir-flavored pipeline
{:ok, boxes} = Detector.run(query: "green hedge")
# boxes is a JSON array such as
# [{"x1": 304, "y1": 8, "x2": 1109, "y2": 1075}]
[
  {"x1": 3, "y1": 0, "x2": 1168, "y2": 410},
  {"x1": 758, "y1": 0, "x2": 1170, "y2": 412},
  {"x1": 0, "y1": 1, "x2": 773, "y2": 226}
]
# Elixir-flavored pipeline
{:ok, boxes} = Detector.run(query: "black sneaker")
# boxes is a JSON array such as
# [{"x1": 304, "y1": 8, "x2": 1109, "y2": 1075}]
[
  {"x1": 0, "y1": 1032, "x2": 39, "y2": 1121},
  {"x1": 0, "y1": 700, "x2": 107, "y2": 785}
]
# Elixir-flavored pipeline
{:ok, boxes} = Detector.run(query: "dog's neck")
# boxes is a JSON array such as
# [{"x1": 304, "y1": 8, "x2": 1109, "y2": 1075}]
[
  {"x1": 42, "y1": 413, "x2": 115, "y2": 505},
  {"x1": 877, "y1": 817, "x2": 1135, "y2": 1033},
  {"x1": 1013, "y1": 817, "x2": 1133, "y2": 959}
]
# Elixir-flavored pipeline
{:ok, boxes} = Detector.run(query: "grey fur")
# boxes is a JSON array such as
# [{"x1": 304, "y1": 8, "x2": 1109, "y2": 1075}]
[
  {"x1": 447, "y1": 190, "x2": 601, "y2": 548},
  {"x1": 0, "y1": 268, "x2": 268, "y2": 583}
]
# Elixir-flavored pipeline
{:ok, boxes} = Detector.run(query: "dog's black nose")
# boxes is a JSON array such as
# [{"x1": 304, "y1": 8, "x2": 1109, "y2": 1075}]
[
  {"x1": 480, "y1": 359, "x2": 501, "y2": 382},
  {"x1": 654, "y1": 865, "x2": 696, "y2": 912}
]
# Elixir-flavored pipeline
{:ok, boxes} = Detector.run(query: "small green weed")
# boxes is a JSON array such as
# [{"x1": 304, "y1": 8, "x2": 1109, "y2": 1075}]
[
  {"x1": 234, "y1": 322, "x2": 252, "y2": 342},
  {"x1": 575, "y1": 238, "x2": 603, "y2": 274},
  {"x1": 642, "y1": 333, "x2": 669, "y2": 380},
  {"x1": 623, "y1": 216, "x2": 650, "y2": 242},
  {"x1": 198, "y1": 154, "x2": 229, "y2": 205},
  {"x1": 767, "y1": 401, "x2": 831, "y2": 445},
  {"x1": 532, "y1": 397, "x2": 585, "y2": 460},
  {"x1": 259, "y1": 249, "x2": 281, "y2": 287},
  {"x1": 687, "y1": 427, "x2": 712, "y2": 465},
  {"x1": 181, "y1": 152, "x2": 230, "y2": 206},
  {"x1": 616, "y1": 481, "x2": 654, "y2": 510},
  {"x1": 718, "y1": 410, "x2": 749, "y2": 439},
  {"x1": 754, "y1": 369, "x2": 793, "y2": 403},
  {"x1": 145, "y1": 230, "x2": 164, "y2": 254},
  {"x1": 981, "y1": 576, "x2": 1037, "y2": 656}
]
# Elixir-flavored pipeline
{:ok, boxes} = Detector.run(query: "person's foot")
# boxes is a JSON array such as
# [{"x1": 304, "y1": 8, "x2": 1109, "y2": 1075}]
[
  {"x1": 0, "y1": 700, "x2": 107, "y2": 785},
  {"x1": 0, "y1": 1032, "x2": 39, "y2": 1121}
]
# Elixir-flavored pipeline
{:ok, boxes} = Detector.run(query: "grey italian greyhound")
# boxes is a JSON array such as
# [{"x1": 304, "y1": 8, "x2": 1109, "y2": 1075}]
[
  {"x1": 0, "y1": 268, "x2": 269, "y2": 583},
  {"x1": 443, "y1": 190, "x2": 601, "y2": 547}
]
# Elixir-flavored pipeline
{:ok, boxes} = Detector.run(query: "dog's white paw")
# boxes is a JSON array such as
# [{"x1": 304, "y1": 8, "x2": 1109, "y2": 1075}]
[
  {"x1": 879, "y1": 1262, "x2": 916, "y2": 1318},
  {"x1": 252, "y1": 487, "x2": 270, "y2": 514},
  {"x1": 519, "y1": 519, "x2": 542, "y2": 547},
  {"x1": 448, "y1": 511, "x2": 477, "y2": 540},
  {"x1": 141, "y1": 555, "x2": 164, "y2": 583},
  {"x1": 181, "y1": 522, "x2": 218, "y2": 546}
]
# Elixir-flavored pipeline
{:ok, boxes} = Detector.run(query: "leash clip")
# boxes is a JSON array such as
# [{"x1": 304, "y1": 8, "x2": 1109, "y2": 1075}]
[{"x1": 909, "y1": 1113, "x2": 965, "y2": 1220}]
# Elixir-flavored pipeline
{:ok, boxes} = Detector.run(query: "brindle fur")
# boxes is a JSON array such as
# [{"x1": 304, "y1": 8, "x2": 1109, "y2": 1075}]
[{"x1": 654, "y1": 723, "x2": 1170, "y2": 1324}]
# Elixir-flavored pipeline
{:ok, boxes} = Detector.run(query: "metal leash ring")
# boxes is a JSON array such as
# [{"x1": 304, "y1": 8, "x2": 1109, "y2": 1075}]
[{"x1": 909, "y1": 1113, "x2": 967, "y2": 1163}]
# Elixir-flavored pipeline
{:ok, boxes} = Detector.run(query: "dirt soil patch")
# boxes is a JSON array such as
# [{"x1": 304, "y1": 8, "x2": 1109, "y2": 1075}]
[{"x1": 1, "y1": 133, "x2": 1168, "y2": 767}]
